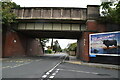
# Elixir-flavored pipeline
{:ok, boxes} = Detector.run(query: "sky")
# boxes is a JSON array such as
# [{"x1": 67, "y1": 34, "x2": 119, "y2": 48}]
[
  {"x1": 11, "y1": 0, "x2": 101, "y2": 8},
  {"x1": 11, "y1": 0, "x2": 102, "y2": 49},
  {"x1": 45, "y1": 39, "x2": 77, "y2": 49}
]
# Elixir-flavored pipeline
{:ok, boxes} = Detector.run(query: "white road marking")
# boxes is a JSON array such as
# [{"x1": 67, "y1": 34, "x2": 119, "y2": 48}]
[
  {"x1": 10, "y1": 66, "x2": 19, "y2": 68},
  {"x1": 57, "y1": 69, "x2": 60, "y2": 71},
  {"x1": 3, "y1": 59, "x2": 42, "y2": 69},
  {"x1": 48, "y1": 70, "x2": 52, "y2": 73},
  {"x1": 48, "y1": 62, "x2": 61, "y2": 73},
  {"x1": 2, "y1": 66, "x2": 10, "y2": 69},
  {"x1": 42, "y1": 62, "x2": 61, "y2": 78},
  {"x1": 46, "y1": 72, "x2": 50, "y2": 75},
  {"x1": 49, "y1": 75, "x2": 54, "y2": 78},
  {"x1": 52, "y1": 73, "x2": 56, "y2": 76},
  {"x1": 3, "y1": 62, "x2": 32, "y2": 69},
  {"x1": 62, "y1": 55, "x2": 68, "y2": 62},
  {"x1": 42, "y1": 75, "x2": 47, "y2": 78},
  {"x1": 55, "y1": 70, "x2": 59, "y2": 73},
  {"x1": 59, "y1": 69, "x2": 99, "y2": 75},
  {"x1": 41, "y1": 55, "x2": 67, "y2": 78}
]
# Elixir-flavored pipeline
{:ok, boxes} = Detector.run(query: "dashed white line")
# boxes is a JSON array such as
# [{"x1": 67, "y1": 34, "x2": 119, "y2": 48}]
[
  {"x1": 48, "y1": 62, "x2": 61, "y2": 72},
  {"x1": 41, "y1": 55, "x2": 67, "y2": 79},
  {"x1": 52, "y1": 73, "x2": 56, "y2": 76},
  {"x1": 46, "y1": 72, "x2": 50, "y2": 75},
  {"x1": 55, "y1": 70, "x2": 59, "y2": 73},
  {"x1": 57, "y1": 69, "x2": 60, "y2": 71},
  {"x1": 42, "y1": 75, "x2": 47, "y2": 78},
  {"x1": 49, "y1": 75, "x2": 54, "y2": 78},
  {"x1": 41, "y1": 62, "x2": 61, "y2": 78},
  {"x1": 48, "y1": 70, "x2": 52, "y2": 73}
]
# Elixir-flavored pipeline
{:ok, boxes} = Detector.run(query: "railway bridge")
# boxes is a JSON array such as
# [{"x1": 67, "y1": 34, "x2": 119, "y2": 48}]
[{"x1": 3, "y1": 5, "x2": 104, "y2": 62}]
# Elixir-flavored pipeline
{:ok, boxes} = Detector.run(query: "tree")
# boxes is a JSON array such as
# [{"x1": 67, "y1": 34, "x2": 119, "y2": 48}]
[
  {"x1": 53, "y1": 40, "x2": 62, "y2": 53},
  {"x1": 100, "y1": 1, "x2": 120, "y2": 24},
  {"x1": 67, "y1": 42, "x2": 77, "y2": 51},
  {"x1": 40, "y1": 38, "x2": 49, "y2": 51},
  {"x1": 0, "y1": 0, "x2": 20, "y2": 26},
  {"x1": 51, "y1": 38, "x2": 53, "y2": 50},
  {"x1": 1, "y1": 0, "x2": 20, "y2": 53}
]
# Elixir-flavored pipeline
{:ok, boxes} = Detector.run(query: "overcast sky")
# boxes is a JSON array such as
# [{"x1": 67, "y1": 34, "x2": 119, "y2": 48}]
[
  {"x1": 11, "y1": 0, "x2": 102, "y2": 49},
  {"x1": 45, "y1": 39, "x2": 77, "y2": 49},
  {"x1": 12, "y1": 0, "x2": 101, "y2": 8}
]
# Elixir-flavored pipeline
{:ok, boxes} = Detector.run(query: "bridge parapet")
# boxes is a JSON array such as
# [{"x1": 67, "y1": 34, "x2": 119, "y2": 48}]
[
  {"x1": 13, "y1": 5, "x2": 99, "y2": 20},
  {"x1": 13, "y1": 7, "x2": 88, "y2": 20}
]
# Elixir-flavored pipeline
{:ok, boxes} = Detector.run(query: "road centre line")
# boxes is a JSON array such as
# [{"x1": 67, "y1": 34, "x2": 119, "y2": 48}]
[
  {"x1": 48, "y1": 62, "x2": 61, "y2": 73},
  {"x1": 49, "y1": 69, "x2": 60, "y2": 78},
  {"x1": 42, "y1": 62, "x2": 61, "y2": 78},
  {"x1": 49, "y1": 55, "x2": 67, "y2": 72},
  {"x1": 49, "y1": 75, "x2": 54, "y2": 78},
  {"x1": 42, "y1": 55, "x2": 67, "y2": 78},
  {"x1": 41, "y1": 62, "x2": 61, "y2": 78},
  {"x1": 46, "y1": 72, "x2": 50, "y2": 75},
  {"x1": 42, "y1": 59, "x2": 63, "y2": 78},
  {"x1": 52, "y1": 73, "x2": 56, "y2": 76},
  {"x1": 55, "y1": 70, "x2": 59, "y2": 73},
  {"x1": 62, "y1": 55, "x2": 68, "y2": 62},
  {"x1": 42, "y1": 75, "x2": 47, "y2": 78}
]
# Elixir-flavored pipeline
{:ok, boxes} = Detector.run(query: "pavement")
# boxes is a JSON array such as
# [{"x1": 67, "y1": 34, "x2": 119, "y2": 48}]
[{"x1": 65, "y1": 56, "x2": 120, "y2": 70}]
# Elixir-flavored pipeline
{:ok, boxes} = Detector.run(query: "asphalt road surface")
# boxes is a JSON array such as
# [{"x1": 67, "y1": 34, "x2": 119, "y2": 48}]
[{"x1": 2, "y1": 53, "x2": 120, "y2": 80}]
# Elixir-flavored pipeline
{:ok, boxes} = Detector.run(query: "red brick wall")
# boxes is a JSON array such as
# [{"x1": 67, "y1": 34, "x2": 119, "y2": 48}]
[
  {"x1": 77, "y1": 32, "x2": 93, "y2": 62},
  {"x1": 26, "y1": 38, "x2": 43, "y2": 56},
  {"x1": 3, "y1": 31, "x2": 26, "y2": 57},
  {"x1": 86, "y1": 20, "x2": 106, "y2": 32},
  {"x1": 3, "y1": 31, "x2": 43, "y2": 57},
  {"x1": 86, "y1": 20, "x2": 97, "y2": 31},
  {"x1": 77, "y1": 20, "x2": 106, "y2": 62}
]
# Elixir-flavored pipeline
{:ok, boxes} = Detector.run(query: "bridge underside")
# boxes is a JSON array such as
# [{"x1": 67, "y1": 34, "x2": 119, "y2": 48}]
[
  {"x1": 18, "y1": 30, "x2": 81, "y2": 39},
  {"x1": 14, "y1": 20, "x2": 85, "y2": 39}
]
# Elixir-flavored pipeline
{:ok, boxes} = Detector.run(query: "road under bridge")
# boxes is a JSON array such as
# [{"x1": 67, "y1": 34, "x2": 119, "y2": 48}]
[{"x1": 2, "y1": 5, "x2": 106, "y2": 62}]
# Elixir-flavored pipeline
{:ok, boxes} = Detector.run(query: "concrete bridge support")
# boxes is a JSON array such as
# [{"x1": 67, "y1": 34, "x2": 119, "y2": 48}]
[{"x1": 3, "y1": 31, "x2": 43, "y2": 57}]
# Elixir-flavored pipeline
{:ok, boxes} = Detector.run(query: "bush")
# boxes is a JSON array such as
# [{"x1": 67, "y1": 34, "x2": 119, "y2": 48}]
[{"x1": 47, "y1": 49, "x2": 52, "y2": 54}]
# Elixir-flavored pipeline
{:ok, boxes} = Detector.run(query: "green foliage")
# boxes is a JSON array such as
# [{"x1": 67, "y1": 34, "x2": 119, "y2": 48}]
[
  {"x1": 40, "y1": 38, "x2": 49, "y2": 48},
  {"x1": 100, "y1": 1, "x2": 120, "y2": 24},
  {"x1": 67, "y1": 42, "x2": 77, "y2": 51},
  {"x1": 0, "y1": 0, "x2": 20, "y2": 26},
  {"x1": 47, "y1": 49, "x2": 52, "y2": 54}
]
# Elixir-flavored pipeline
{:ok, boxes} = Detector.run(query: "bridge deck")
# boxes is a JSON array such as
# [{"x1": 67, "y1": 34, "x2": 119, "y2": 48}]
[
  {"x1": 12, "y1": 6, "x2": 100, "y2": 38},
  {"x1": 13, "y1": 7, "x2": 87, "y2": 20}
]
